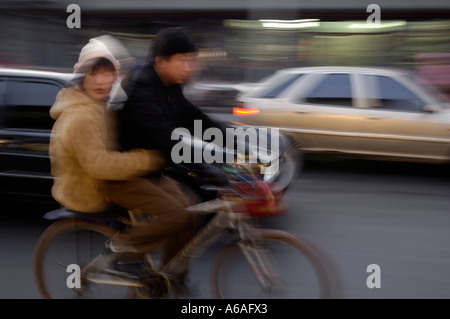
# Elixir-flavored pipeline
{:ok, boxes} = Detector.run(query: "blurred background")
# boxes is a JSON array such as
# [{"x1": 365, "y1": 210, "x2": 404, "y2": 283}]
[{"x1": 1, "y1": 0, "x2": 449, "y2": 94}]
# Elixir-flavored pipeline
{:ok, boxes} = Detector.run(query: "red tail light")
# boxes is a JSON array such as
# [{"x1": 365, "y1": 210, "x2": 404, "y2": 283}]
[{"x1": 233, "y1": 107, "x2": 260, "y2": 116}]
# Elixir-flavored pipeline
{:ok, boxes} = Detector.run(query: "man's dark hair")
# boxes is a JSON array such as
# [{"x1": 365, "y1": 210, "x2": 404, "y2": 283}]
[{"x1": 149, "y1": 27, "x2": 197, "y2": 63}]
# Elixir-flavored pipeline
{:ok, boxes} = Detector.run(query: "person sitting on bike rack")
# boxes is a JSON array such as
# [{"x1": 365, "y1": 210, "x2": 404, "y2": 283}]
[{"x1": 49, "y1": 36, "x2": 165, "y2": 272}]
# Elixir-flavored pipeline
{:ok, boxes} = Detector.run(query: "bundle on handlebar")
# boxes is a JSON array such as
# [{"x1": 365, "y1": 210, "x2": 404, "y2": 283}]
[{"x1": 216, "y1": 163, "x2": 287, "y2": 218}]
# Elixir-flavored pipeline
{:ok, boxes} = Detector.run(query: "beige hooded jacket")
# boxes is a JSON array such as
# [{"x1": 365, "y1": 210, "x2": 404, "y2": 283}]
[{"x1": 49, "y1": 87, "x2": 163, "y2": 213}]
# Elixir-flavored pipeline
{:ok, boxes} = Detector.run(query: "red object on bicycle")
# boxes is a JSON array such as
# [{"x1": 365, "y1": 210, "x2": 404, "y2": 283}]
[{"x1": 226, "y1": 181, "x2": 286, "y2": 217}]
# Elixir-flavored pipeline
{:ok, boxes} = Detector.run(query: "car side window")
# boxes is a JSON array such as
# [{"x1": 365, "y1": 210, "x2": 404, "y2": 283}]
[
  {"x1": 260, "y1": 74, "x2": 303, "y2": 98},
  {"x1": 4, "y1": 80, "x2": 61, "y2": 130},
  {"x1": 304, "y1": 74, "x2": 353, "y2": 106},
  {"x1": 365, "y1": 75, "x2": 425, "y2": 112}
]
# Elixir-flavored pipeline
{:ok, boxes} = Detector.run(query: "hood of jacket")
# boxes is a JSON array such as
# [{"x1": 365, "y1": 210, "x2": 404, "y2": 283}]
[{"x1": 50, "y1": 87, "x2": 106, "y2": 120}]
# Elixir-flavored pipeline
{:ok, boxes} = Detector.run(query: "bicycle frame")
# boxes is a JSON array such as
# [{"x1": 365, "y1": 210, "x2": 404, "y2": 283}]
[
  {"x1": 160, "y1": 196, "x2": 278, "y2": 293},
  {"x1": 162, "y1": 198, "x2": 247, "y2": 277}
]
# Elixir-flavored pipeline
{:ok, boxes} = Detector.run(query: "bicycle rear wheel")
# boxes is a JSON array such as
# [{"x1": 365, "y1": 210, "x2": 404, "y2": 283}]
[
  {"x1": 210, "y1": 229, "x2": 339, "y2": 299},
  {"x1": 33, "y1": 219, "x2": 134, "y2": 299}
]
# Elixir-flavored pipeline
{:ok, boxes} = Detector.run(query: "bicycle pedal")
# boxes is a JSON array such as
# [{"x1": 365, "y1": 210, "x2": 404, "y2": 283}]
[{"x1": 86, "y1": 271, "x2": 146, "y2": 288}]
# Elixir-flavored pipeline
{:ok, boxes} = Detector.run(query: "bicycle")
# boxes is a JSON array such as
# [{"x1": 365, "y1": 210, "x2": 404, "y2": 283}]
[{"x1": 33, "y1": 162, "x2": 340, "y2": 299}]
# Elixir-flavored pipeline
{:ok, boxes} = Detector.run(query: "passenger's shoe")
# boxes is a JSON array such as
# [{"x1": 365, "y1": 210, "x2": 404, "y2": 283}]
[{"x1": 83, "y1": 242, "x2": 145, "y2": 287}]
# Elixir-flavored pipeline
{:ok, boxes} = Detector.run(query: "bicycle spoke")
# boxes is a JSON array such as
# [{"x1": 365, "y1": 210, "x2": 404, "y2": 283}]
[{"x1": 211, "y1": 230, "x2": 335, "y2": 299}]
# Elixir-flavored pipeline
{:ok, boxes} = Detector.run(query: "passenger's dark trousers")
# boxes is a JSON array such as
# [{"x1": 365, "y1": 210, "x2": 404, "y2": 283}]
[{"x1": 101, "y1": 176, "x2": 196, "y2": 277}]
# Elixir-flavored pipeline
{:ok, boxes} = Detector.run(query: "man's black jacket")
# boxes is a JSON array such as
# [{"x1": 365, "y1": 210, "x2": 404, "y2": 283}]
[{"x1": 118, "y1": 65, "x2": 227, "y2": 165}]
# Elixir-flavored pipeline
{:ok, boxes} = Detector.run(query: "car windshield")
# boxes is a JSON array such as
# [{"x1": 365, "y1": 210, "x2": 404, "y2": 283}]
[
  {"x1": 247, "y1": 71, "x2": 303, "y2": 99},
  {"x1": 260, "y1": 73, "x2": 303, "y2": 98}
]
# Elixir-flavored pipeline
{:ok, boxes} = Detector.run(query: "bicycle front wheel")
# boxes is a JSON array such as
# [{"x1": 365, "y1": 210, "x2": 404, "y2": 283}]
[
  {"x1": 210, "y1": 229, "x2": 339, "y2": 299},
  {"x1": 33, "y1": 219, "x2": 133, "y2": 299}
]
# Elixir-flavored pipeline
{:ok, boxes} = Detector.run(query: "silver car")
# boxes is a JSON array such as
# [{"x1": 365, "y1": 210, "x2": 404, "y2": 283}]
[{"x1": 233, "y1": 66, "x2": 450, "y2": 164}]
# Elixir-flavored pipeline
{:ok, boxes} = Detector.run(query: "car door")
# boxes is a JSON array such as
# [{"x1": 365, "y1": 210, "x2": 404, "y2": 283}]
[
  {"x1": 354, "y1": 73, "x2": 448, "y2": 162},
  {"x1": 276, "y1": 72, "x2": 364, "y2": 153},
  {"x1": 0, "y1": 77, "x2": 64, "y2": 198}
]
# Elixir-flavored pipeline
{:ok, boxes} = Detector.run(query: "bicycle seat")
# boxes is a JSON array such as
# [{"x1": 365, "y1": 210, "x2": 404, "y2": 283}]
[{"x1": 43, "y1": 204, "x2": 130, "y2": 230}]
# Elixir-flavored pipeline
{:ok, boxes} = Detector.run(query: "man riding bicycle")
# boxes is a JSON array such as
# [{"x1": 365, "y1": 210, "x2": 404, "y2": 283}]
[{"x1": 101, "y1": 27, "x2": 229, "y2": 289}]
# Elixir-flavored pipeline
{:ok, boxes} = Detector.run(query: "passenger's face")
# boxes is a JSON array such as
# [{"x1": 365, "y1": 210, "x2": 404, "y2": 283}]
[
  {"x1": 82, "y1": 68, "x2": 117, "y2": 101},
  {"x1": 155, "y1": 52, "x2": 198, "y2": 86}
]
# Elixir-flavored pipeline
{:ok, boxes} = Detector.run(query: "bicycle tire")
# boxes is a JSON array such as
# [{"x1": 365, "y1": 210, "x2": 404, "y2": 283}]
[
  {"x1": 210, "y1": 229, "x2": 338, "y2": 299},
  {"x1": 33, "y1": 219, "x2": 133, "y2": 299}
]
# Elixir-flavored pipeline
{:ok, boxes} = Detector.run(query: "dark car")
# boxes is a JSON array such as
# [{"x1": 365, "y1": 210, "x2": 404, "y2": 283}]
[{"x1": 0, "y1": 67, "x2": 73, "y2": 203}]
